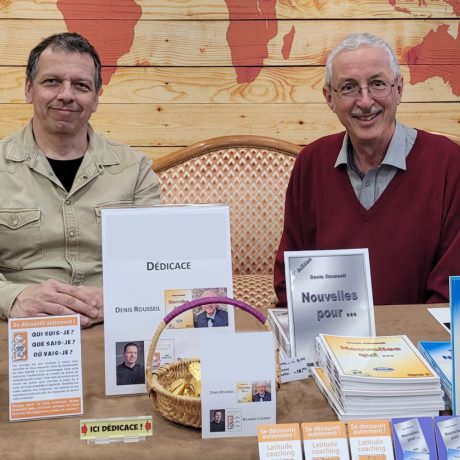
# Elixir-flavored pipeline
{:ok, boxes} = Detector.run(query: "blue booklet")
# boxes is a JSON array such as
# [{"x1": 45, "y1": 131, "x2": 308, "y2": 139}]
[
  {"x1": 433, "y1": 415, "x2": 460, "y2": 460},
  {"x1": 419, "y1": 341, "x2": 452, "y2": 406},
  {"x1": 450, "y1": 276, "x2": 460, "y2": 414},
  {"x1": 391, "y1": 417, "x2": 437, "y2": 460}
]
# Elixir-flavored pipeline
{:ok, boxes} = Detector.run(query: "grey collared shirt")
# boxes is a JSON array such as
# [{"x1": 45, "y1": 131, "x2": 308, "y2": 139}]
[{"x1": 334, "y1": 121, "x2": 417, "y2": 209}]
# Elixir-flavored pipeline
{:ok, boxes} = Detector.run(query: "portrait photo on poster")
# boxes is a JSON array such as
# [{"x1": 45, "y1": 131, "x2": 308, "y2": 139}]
[
  {"x1": 210, "y1": 409, "x2": 226, "y2": 432},
  {"x1": 115, "y1": 340, "x2": 145, "y2": 386},
  {"x1": 252, "y1": 381, "x2": 272, "y2": 402},
  {"x1": 193, "y1": 287, "x2": 229, "y2": 328}
]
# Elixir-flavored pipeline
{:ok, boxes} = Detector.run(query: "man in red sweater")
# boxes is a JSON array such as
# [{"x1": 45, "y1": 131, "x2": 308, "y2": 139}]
[{"x1": 275, "y1": 32, "x2": 460, "y2": 307}]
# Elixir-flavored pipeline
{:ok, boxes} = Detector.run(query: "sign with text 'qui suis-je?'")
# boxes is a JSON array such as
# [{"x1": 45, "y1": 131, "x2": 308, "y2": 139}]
[
  {"x1": 8, "y1": 315, "x2": 82, "y2": 421},
  {"x1": 102, "y1": 205, "x2": 233, "y2": 396},
  {"x1": 284, "y1": 249, "x2": 375, "y2": 366}
]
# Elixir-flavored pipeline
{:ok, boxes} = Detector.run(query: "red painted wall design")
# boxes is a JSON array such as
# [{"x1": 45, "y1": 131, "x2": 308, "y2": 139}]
[
  {"x1": 405, "y1": 24, "x2": 460, "y2": 96},
  {"x1": 57, "y1": 0, "x2": 141, "y2": 86},
  {"x1": 224, "y1": 0, "x2": 295, "y2": 83},
  {"x1": 55, "y1": 0, "x2": 459, "y2": 95},
  {"x1": 388, "y1": 0, "x2": 460, "y2": 96}
]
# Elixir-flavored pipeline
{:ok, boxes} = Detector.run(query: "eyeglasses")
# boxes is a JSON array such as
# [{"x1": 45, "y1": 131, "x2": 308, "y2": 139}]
[{"x1": 332, "y1": 79, "x2": 397, "y2": 100}]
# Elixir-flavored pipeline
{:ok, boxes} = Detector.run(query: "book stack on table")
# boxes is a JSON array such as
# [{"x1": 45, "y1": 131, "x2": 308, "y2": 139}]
[
  {"x1": 267, "y1": 308, "x2": 291, "y2": 359},
  {"x1": 418, "y1": 341, "x2": 452, "y2": 409},
  {"x1": 312, "y1": 334, "x2": 445, "y2": 421}
]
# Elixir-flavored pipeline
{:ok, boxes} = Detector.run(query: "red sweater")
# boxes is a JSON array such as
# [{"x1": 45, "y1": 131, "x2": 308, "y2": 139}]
[{"x1": 274, "y1": 130, "x2": 460, "y2": 306}]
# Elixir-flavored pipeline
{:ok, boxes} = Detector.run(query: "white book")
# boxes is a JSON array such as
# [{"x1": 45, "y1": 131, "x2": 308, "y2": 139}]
[
  {"x1": 284, "y1": 249, "x2": 375, "y2": 367},
  {"x1": 267, "y1": 308, "x2": 291, "y2": 358},
  {"x1": 312, "y1": 368, "x2": 442, "y2": 422}
]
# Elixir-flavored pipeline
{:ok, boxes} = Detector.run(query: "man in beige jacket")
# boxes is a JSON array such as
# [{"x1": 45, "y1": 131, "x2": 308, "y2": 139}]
[{"x1": 1, "y1": 32, "x2": 161, "y2": 326}]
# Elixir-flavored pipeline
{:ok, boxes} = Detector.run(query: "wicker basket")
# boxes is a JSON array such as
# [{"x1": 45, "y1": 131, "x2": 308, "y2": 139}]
[{"x1": 145, "y1": 296, "x2": 278, "y2": 428}]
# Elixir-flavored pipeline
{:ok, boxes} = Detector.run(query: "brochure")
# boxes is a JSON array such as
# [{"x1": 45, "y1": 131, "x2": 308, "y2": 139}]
[
  {"x1": 434, "y1": 416, "x2": 460, "y2": 460},
  {"x1": 258, "y1": 423, "x2": 302, "y2": 460},
  {"x1": 200, "y1": 331, "x2": 276, "y2": 438},
  {"x1": 284, "y1": 249, "x2": 375, "y2": 366},
  {"x1": 102, "y1": 204, "x2": 234, "y2": 395},
  {"x1": 8, "y1": 315, "x2": 82, "y2": 421},
  {"x1": 391, "y1": 417, "x2": 436, "y2": 460},
  {"x1": 418, "y1": 341, "x2": 452, "y2": 407},
  {"x1": 301, "y1": 420, "x2": 350, "y2": 460},
  {"x1": 347, "y1": 419, "x2": 395, "y2": 460}
]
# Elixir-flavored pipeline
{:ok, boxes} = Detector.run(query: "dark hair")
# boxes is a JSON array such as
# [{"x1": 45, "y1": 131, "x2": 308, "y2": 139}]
[
  {"x1": 26, "y1": 32, "x2": 102, "y2": 91},
  {"x1": 123, "y1": 342, "x2": 138, "y2": 353}
]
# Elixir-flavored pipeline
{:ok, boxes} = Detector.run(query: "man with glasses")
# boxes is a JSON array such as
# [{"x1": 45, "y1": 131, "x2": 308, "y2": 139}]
[{"x1": 274, "y1": 32, "x2": 460, "y2": 307}]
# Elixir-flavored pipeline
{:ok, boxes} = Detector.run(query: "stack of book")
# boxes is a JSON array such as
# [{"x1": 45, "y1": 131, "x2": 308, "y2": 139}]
[
  {"x1": 267, "y1": 308, "x2": 291, "y2": 359},
  {"x1": 418, "y1": 341, "x2": 452, "y2": 409},
  {"x1": 313, "y1": 334, "x2": 445, "y2": 421}
]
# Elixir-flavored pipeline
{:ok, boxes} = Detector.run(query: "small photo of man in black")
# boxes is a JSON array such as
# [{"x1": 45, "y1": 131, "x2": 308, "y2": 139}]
[
  {"x1": 210, "y1": 409, "x2": 225, "y2": 432},
  {"x1": 116, "y1": 341, "x2": 145, "y2": 385}
]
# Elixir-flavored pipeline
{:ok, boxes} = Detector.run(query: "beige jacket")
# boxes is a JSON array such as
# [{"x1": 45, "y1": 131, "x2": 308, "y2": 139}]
[{"x1": 0, "y1": 122, "x2": 161, "y2": 319}]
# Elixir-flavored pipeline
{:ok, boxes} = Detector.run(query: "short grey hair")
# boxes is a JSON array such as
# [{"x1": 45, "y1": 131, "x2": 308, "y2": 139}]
[{"x1": 324, "y1": 33, "x2": 401, "y2": 87}]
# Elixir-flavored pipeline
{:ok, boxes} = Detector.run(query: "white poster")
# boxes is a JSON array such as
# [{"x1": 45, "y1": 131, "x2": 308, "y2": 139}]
[
  {"x1": 284, "y1": 249, "x2": 375, "y2": 366},
  {"x1": 8, "y1": 315, "x2": 82, "y2": 421},
  {"x1": 200, "y1": 331, "x2": 276, "y2": 438},
  {"x1": 450, "y1": 276, "x2": 460, "y2": 414},
  {"x1": 102, "y1": 205, "x2": 234, "y2": 395}
]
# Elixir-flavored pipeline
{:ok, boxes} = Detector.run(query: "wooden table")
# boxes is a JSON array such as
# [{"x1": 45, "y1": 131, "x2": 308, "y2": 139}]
[{"x1": 0, "y1": 304, "x2": 450, "y2": 459}]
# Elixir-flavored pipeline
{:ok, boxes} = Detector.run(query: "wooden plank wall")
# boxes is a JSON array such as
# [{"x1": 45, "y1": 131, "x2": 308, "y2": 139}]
[{"x1": 0, "y1": 0, "x2": 459, "y2": 163}]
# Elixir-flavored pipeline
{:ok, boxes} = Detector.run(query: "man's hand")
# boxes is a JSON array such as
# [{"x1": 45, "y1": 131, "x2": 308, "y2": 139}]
[{"x1": 10, "y1": 279, "x2": 104, "y2": 328}]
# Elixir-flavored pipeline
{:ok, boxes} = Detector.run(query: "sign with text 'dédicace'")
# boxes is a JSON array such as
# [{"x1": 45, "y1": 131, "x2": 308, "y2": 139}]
[
  {"x1": 102, "y1": 204, "x2": 233, "y2": 396},
  {"x1": 80, "y1": 416, "x2": 153, "y2": 444}
]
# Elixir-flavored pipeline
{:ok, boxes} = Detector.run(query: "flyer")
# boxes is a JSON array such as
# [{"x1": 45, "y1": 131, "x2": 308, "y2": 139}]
[
  {"x1": 258, "y1": 423, "x2": 302, "y2": 460},
  {"x1": 347, "y1": 419, "x2": 395, "y2": 460},
  {"x1": 8, "y1": 315, "x2": 82, "y2": 421},
  {"x1": 302, "y1": 420, "x2": 350, "y2": 460},
  {"x1": 391, "y1": 417, "x2": 435, "y2": 460},
  {"x1": 284, "y1": 249, "x2": 375, "y2": 366},
  {"x1": 434, "y1": 416, "x2": 460, "y2": 460},
  {"x1": 102, "y1": 205, "x2": 234, "y2": 396},
  {"x1": 200, "y1": 331, "x2": 276, "y2": 438}
]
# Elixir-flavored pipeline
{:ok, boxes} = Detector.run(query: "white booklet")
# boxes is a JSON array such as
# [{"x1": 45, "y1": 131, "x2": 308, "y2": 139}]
[
  {"x1": 102, "y1": 204, "x2": 234, "y2": 395},
  {"x1": 284, "y1": 249, "x2": 375, "y2": 366},
  {"x1": 200, "y1": 331, "x2": 276, "y2": 438}
]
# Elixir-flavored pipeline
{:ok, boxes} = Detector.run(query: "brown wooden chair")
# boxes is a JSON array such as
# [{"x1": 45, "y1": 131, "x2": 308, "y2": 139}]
[{"x1": 153, "y1": 135, "x2": 302, "y2": 313}]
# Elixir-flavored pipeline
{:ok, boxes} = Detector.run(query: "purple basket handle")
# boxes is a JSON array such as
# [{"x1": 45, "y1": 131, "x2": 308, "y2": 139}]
[{"x1": 163, "y1": 296, "x2": 266, "y2": 325}]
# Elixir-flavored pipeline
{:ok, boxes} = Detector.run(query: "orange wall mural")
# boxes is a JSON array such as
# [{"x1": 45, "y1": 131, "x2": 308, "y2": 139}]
[{"x1": 0, "y1": 0, "x2": 458, "y2": 159}]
